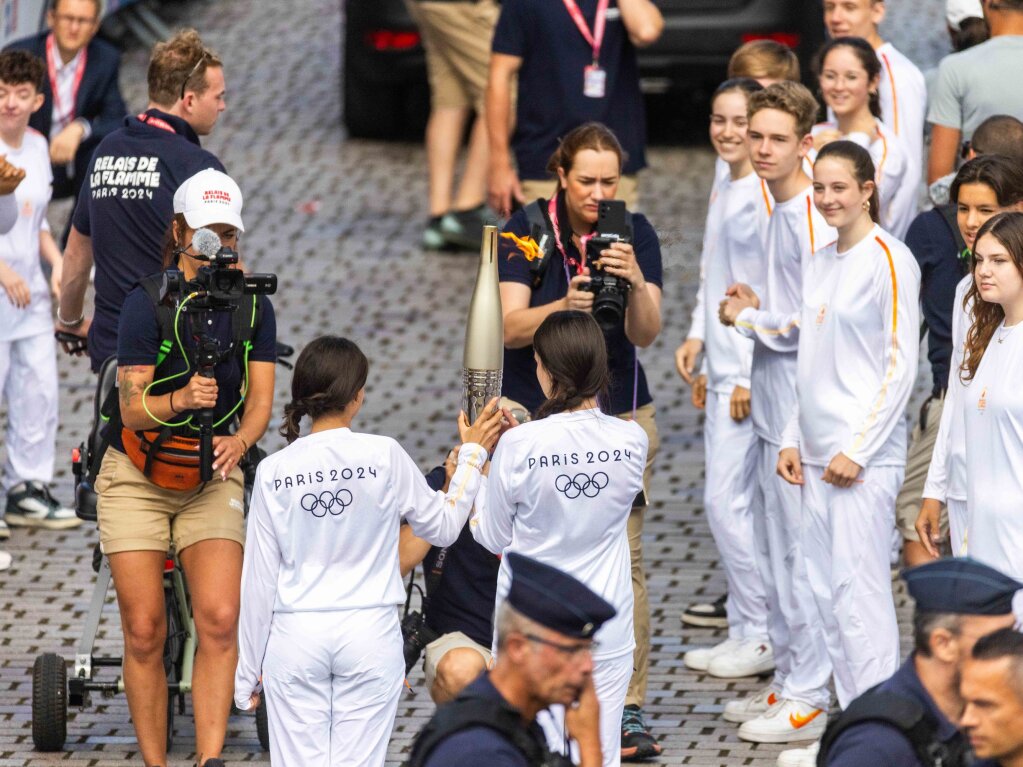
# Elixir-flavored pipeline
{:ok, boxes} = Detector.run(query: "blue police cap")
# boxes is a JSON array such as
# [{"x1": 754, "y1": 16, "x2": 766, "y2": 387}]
[
  {"x1": 903, "y1": 557, "x2": 1023, "y2": 615},
  {"x1": 505, "y1": 552, "x2": 616, "y2": 640}
]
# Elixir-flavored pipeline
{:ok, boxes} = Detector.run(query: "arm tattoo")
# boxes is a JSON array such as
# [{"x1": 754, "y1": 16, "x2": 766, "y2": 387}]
[{"x1": 118, "y1": 366, "x2": 150, "y2": 409}]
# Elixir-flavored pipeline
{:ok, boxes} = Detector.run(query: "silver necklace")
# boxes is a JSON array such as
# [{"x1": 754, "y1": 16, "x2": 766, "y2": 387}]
[{"x1": 997, "y1": 321, "x2": 1019, "y2": 344}]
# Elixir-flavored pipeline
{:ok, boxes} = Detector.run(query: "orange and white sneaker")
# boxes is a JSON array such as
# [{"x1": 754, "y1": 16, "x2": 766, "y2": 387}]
[
  {"x1": 722, "y1": 685, "x2": 781, "y2": 723},
  {"x1": 737, "y1": 698, "x2": 827, "y2": 743}
]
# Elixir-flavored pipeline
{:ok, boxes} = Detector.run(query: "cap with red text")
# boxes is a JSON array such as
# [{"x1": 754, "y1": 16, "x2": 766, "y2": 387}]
[{"x1": 173, "y1": 168, "x2": 245, "y2": 232}]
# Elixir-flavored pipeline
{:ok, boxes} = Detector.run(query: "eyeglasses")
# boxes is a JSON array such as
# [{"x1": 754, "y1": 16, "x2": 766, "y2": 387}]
[
  {"x1": 54, "y1": 13, "x2": 97, "y2": 27},
  {"x1": 180, "y1": 52, "x2": 210, "y2": 101},
  {"x1": 522, "y1": 633, "x2": 596, "y2": 658}
]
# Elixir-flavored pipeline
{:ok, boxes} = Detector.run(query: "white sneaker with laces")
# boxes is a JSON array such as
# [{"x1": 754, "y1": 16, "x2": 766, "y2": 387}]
[
  {"x1": 708, "y1": 638, "x2": 775, "y2": 678},
  {"x1": 739, "y1": 699, "x2": 827, "y2": 743},
  {"x1": 683, "y1": 638, "x2": 742, "y2": 672},
  {"x1": 776, "y1": 741, "x2": 820, "y2": 767},
  {"x1": 0, "y1": 550, "x2": 11, "y2": 570},
  {"x1": 4, "y1": 481, "x2": 80, "y2": 530},
  {"x1": 723, "y1": 685, "x2": 781, "y2": 723}
]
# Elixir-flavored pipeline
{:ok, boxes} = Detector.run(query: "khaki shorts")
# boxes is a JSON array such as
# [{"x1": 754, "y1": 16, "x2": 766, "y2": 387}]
[
  {"x1": 519, "y1": 174, "x2": 640, "y2": 212},
  {"x1": 423, "y1": 631, "x2": 493, "y2": 690},
  {"x1": 406, "y1": 0, "x2": 500, "y2": 111},
  {"x1": 96, "y1": 448, "x2": 245, "y2": 555},
  {"x1": 896, "y1": 394, "x2": 949, "y2": 541}
]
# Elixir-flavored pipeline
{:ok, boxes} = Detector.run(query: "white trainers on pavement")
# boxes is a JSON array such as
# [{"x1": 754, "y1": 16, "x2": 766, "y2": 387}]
[
  {"x1": 708, "y1": 638, "x2": 775, "y2": 678},
  {"x1": 0, "y1": 518, "x2": 10, "y2": 540},
  {"x1": 0, "y1": 550, "x2": 11, "y2": 571},
  {"x1": 723, "y1": 685, "x2": 781, "y2": 723},
  {"x1": 776, "y1": 741, "x2": 820, "y2": 767},
  {"x1": 4, "y1": 481, "x2": 80, "y2": 530},
  {"x1": 739, "y1": 699, "x2": 827, "y2": 743},
  {"x1": 683, "y1": 638, "x2": 742, "y2": 672}
]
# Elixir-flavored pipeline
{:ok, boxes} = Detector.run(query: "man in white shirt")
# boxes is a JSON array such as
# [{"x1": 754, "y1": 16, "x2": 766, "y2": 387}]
[{"x1": 823, "y1": 0, "x2": 926, "y2": 228}]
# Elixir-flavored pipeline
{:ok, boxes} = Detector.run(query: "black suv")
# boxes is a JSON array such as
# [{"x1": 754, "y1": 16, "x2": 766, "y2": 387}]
[{"x1": 342, "y1": 0, "x2": 825, "y2": 139}]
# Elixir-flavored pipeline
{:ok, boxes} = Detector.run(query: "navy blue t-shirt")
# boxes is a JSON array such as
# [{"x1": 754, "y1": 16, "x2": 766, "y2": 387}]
[
  {"x1": 498, "y1": 195, "x2": 662, "y2": 415},
  {"x1": 73, "y1": 109, "x2": 225, "y2": 371},
  {"x1": 492, "y1": 0, "x2": 646, "y2": 180},
  {"x1": 108, "y1": 276, "x2": 276, "y2": 452}
]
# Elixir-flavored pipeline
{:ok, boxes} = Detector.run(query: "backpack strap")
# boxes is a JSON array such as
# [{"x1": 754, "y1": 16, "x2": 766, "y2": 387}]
[
  {"x1": 817, "y1": 689, "x2": 964, "y2": 767},
  {"x1": 407, "y1": 689, "x2": 565, "y2": 767}
]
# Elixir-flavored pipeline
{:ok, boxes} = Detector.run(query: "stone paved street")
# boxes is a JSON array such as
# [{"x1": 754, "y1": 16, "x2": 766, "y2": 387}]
[{"x1": 1, "y1": 0, "x2": 948, "y2": 764}]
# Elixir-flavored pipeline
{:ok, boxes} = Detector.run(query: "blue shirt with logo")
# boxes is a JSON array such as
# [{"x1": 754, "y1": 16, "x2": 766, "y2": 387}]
[
  {"x1": 72, "y1": 109, "x2": 225, "y2": 371},
  {"x1": 491, "y1": 0, "x2": 647, "y2": 180}
]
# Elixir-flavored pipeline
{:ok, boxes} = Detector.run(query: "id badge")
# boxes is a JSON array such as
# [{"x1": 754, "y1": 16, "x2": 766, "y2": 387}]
[{"x1": 583, "y1": 65, "x2": 606, "y2": 98}]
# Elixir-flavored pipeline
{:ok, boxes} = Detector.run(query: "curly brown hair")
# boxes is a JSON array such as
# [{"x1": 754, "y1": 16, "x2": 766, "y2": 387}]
[
  {"x1": 0, "y1": 51, "x2": 45, "y2": 91},
  {"x1": 961, "y1": 212, "x2": 1023, "y2": 382},
  {"x1": 147, "y1": 28, "x2": 222, "y2": 107},
  {"x1": 747, "y1": 81, "x2": 819, "y2": 138}
]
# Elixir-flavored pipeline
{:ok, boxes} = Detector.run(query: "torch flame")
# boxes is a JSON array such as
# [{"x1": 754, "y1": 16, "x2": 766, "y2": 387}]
[{"x1": 500, "y1": 231, "x2": 543, "y2": 262}]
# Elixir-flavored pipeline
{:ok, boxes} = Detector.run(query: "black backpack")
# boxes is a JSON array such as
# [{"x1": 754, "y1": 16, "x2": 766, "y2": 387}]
[
  {"x1": 817, "y1": 689, "x2": 970, "y2": 767},
  {"x1": 405, "y1": 687, "x2": 572, "y2": 767}
]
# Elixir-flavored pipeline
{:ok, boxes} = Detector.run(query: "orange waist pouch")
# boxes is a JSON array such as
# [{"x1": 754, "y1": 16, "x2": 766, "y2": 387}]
[{"x1": 121, "y1": 429, "x2": 203, "y2": 491}]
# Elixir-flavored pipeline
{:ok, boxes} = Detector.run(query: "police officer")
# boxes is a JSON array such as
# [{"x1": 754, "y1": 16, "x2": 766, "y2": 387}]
[
  {"x1": 818, "y1": 558, "x2": 1022, "y2": 767},
  {"x1": 408, "y1": 552, "x2": 612, "y2": 767}
]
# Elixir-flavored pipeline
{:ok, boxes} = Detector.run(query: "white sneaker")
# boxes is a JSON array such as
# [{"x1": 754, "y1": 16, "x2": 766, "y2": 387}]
[
  {"x1": 739, "y1": 699, "x2": 827, "y2": 743},
  {"x1": 0, "y1": 518, "x2": 10, "y2": 540},
  {"x1": 0, "y1": 550, "x2": 11, "y2": 571},
  {"x1": 777, "y1": 741, "x2": 820, "y2": 767},
  {"x1": 723, "y1": 685, "x2": 781, "y2": 723},
  {"x1": 708, "y1": 639, "x2": 775, "y2": 678},
  {"x1": 683, "y1": 638, "x2": 742, "y2": 672}
]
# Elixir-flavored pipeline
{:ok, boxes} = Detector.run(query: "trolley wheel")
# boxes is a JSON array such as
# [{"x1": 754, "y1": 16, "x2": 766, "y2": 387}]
[
  {"x1": 256, "y1": 699, "x2": 270, "y2": 751},
  {"x1": 32, "y1": 653, "x2": 68, "y2": 751}
]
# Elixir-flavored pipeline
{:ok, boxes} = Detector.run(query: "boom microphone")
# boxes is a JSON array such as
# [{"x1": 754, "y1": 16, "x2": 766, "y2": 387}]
[{"x1": 191, "y1": 227, "x2": 222, "y2": 260}]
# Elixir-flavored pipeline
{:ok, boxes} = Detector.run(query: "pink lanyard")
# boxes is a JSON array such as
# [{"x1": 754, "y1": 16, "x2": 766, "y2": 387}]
[
  {"x1": 46, "y1": 34, "x2": 88, "y2": 126},
  {"x1": 548, "y1": 195, "x2": 591, "y2": 278},
  {"x1": 137, "y1": 112, "x2": 176, "y2": 133},
  {"x1": 562, "y1": 0, "x2": 609, "y2": 66}
]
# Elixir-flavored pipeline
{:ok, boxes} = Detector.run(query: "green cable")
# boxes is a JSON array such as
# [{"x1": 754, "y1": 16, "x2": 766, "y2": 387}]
[{"x1": 142, "y1": 292, "x2": 198, "y2": 428}]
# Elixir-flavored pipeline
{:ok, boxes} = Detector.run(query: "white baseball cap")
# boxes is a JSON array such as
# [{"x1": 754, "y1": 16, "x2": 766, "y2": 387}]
[
  {"x1": 947, "y1": 0, "x2": 984, "y2": 29},
  {"x1": 173, "y1": 168, "x2": 245, "y2": 232}
]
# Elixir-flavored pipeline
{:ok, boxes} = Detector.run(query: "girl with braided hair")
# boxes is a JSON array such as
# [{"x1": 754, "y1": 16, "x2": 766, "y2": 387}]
[
  {"x1": 234, "y1": 335, "x2": 503, "y2": 767},
  {"x1": 472, "y1": 310, "x2": 648, "y2": 767}
]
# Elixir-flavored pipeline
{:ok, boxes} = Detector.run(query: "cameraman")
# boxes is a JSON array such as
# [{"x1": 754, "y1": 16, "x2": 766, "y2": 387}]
[
  {"x1": 95, "y1": 170, "x2": 275, "y2": 767},
  {"x1": 497, "y1": 121, "x2": 663, "y2": 759}
]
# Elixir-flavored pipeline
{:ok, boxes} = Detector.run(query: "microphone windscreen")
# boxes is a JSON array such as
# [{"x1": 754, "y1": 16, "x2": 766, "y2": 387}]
[{"x1": 192, "y1": 228, "x2": 222, "y2": 259}]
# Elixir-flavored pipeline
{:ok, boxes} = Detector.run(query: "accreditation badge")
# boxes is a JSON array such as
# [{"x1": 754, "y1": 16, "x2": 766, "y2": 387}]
[{"x1": 583, "y1": 65, "x2": 606, "y2": 98}]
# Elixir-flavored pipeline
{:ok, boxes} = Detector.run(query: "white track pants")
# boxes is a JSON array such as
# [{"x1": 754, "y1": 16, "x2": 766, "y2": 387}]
[
  {"x1": 539, "y1": 651, "x2": 632, "y2": 767},
  {"x1": 749, "y1": 439, "x2": 831, "y2": 709},
  {"x1": 262, "y1": 607, "x2": 405, "y2": 767},
  {"x1": 0, "y1": 332, "x2": 57, "y2": 491},
  {"x1": 949, "y1": 498, "x2": 968, "y2": 557},
  {"x1": 704, "y1": 390, "x2": 768, "y2": 641},
  {"x1": 801, "y1": 466, "x2": 902, "y2": 708}
]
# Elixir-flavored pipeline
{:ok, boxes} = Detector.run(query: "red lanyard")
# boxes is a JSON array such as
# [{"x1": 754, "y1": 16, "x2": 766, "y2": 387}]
[
  {"x1": 562, "y1": 0, "x2": 609, "y2": 65},
  {"x1": 548, "y1": 195, "x2": 589, "y2": 277},
  {"x1": 46, "y1": 33, "x2": 88, "y2": 126},
  {"x1": 138, "y1": 112, "x2": 176, "y2": 133}
]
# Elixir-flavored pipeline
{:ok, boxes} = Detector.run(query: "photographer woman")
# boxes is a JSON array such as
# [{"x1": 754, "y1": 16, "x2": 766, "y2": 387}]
[
  {"x1": 497, "y1": 122, "x2": 663, "y2": 758},
  {"x1": 234, "y1": 336, "x2": 503, "y2": 767},
  {"x1": 94, "y1": 169, "x2": 276, "y2": 767},
  {"x1": 472, "y1": 310, "x2": 648, "y2": 767}
]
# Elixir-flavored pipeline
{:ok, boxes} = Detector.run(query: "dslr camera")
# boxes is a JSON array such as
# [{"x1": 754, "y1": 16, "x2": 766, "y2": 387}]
[
  {"x1": 163, "y1": 228, "x2": 277, "y2": 311},
  {"x1": 583, "y1": 199, "x2": 633, "y2": 331},
  {"x1": 400, "y1": 609, "x2": 439, "y2": 675}
]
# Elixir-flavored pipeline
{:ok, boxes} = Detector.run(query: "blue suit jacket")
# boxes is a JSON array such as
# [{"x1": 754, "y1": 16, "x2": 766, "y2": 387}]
[{"x1": 4, "y1": 31, "x2": 127, "y2": 199}]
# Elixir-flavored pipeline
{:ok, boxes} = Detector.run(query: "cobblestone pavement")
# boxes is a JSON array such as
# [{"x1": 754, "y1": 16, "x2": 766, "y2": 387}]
[{"x1": 0, "y1": 0, "x2": 949, "y2": 764}]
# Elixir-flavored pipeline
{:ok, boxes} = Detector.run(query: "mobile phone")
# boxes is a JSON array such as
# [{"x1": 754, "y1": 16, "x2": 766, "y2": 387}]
[
  {"x1": 597, "y1": 199, "x2": 628, "y2": 237},
  {"x1": 55, "y1": 330, "x2": 87, "y2": 355}
]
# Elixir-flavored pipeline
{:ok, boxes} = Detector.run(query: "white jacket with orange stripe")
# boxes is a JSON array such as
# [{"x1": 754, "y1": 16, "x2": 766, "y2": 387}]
[
  {"x1": 733, "y1": 184, "x2": 835, "y2": 445},
  {"x1": 779, "y1": 226, "x2": 920, "y2": 468}
]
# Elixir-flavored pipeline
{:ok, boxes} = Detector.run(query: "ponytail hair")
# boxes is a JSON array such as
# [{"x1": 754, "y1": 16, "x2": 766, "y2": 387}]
[
  {"x1": 546, "y1": 122, "x2": 626, "y2": 184},
  {"x1": 816, "y1": 37, "x2": 882, "y2": 120},
  {"x1": 280, "y1": 336, "x2": 369, "y2": 443},
  {"x1": 816, "y1": 140, "x2": 880, "y2": 223},
  {"x1": 533, "y1": 311, "x2": 610, "y2": 420}
]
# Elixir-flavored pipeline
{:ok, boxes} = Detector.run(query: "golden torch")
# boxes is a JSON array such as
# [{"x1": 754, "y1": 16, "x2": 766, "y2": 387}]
[{"x1": 462, "y1": 225, "x2": 503, "y2": 422}]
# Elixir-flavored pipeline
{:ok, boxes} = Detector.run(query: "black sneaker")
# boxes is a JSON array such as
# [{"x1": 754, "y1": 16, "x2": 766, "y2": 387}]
[
  {"x1": 681, "y1": 592, "x2": 728, "y2": 628},
  {"x1": 4, "y1": 481, "x2": 80, "y2": 530},
  {"x1": 196, "y1": 760, "x2": 226, "y2": 767},
  {"x1": 422, "y1": 215, "x2": 448, "y2": 250},
  {"x1": 621, "y1": 704, "x2": 662, "y2": 761},
  {"x1": 440, "y1": 204, "x2": 495, "y2": 250}
]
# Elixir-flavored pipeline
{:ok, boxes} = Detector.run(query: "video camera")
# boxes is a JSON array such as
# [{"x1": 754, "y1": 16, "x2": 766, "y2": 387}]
[
  {"x1": 163, "y1": 227, "x2": 276, "y2": 311},
  {"x1": 582, "y1": 199, "x2": 632, "y2": 332}
]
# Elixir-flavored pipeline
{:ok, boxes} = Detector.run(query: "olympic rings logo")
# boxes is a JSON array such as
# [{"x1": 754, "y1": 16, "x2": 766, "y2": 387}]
[
  {"x1": 300, "y1": 489, "x2": 353, "y2": 517},
  {"x1": 554, "y1": 472, "x2": 609, "y2": 499}
]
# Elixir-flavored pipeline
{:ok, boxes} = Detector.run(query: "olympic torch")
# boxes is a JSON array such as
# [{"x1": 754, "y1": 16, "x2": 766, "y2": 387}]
[{"x1": 462, "y1": 225, "x2": 503, "y2": 423}]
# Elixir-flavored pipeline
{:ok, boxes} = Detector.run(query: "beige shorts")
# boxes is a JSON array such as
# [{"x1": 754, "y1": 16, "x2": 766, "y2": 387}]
[
  {"x1": 895, "y1": 394, "x2": 949, "y2": 541},
  {"x1": 96, "y1": 447, "x2": 245, "y2": 555},
  {"x1": 406, "y1": 0, "x2": 500, "y2": 111},
  {"x1": 423, "y1": 631, "x2": 493, "y2": 690},
  {"x1": 519, "y1": 175, "x2": 641, "y2": 212}
]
